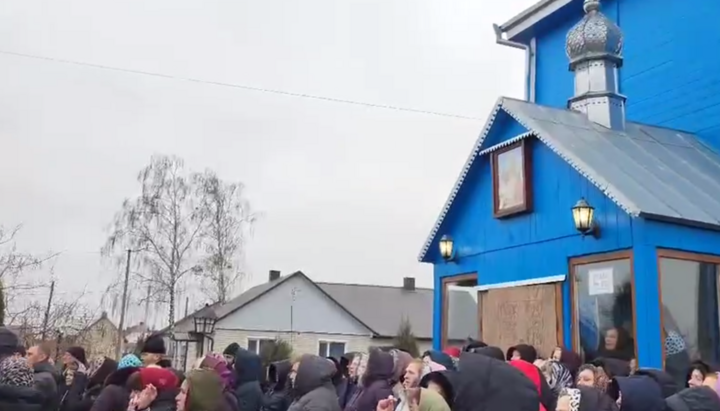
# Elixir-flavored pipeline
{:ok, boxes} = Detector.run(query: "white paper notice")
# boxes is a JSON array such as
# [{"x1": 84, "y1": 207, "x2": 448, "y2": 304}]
[{"x1": 588, "y1": 268, "x2": 614, "y2": 296}]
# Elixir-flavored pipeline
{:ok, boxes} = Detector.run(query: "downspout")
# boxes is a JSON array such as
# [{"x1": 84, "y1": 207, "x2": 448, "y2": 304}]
[{"x1": 492, "y1": 24, "x2": 536, "y2": 102}]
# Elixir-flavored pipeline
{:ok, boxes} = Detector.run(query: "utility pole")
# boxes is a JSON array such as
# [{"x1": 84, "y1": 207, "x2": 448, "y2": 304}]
[
  {"x1": 41, "y1": 281, "x2": 55, "y2": 340},
  {"x1": 115, "y1": 249, "x2": 132, "y2": 360}
]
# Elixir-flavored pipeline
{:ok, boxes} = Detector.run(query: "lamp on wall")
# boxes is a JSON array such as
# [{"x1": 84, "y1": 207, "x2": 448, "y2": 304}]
[
  {"x1": 439, "y1": 235, "x2": 455, "y2": 261},
  {"x1": 572, "y1": 198, "x2": 600, "y2": 238},
  {"x1": 193, "y1": 304, "x2": 218, "y2": 357}
]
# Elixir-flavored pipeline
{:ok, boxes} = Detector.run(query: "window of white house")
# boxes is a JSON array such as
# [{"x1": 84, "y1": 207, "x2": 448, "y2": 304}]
[
  {"x1": 248, "y1": 338, "x2": 275, "y2": 355},
  {"x1": 318, "y1": 341, "x2": 346, "y2": 358}
]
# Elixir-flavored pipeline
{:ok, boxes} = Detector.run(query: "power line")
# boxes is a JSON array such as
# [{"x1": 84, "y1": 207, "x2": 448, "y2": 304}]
[{"x1": 0, "y1": 49, "x2": 483, "y2": 121}]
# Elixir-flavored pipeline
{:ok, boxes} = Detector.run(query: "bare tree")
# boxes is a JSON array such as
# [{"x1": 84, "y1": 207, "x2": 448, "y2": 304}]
[
  {"x1": 104, "y1": 155, "x2": 207, "y2": 332},
  {"x1": 10, "y1": 292, "x2": 97, "y2": 345},
  {"x1": 195, "y1": 170, "x2": 257, "y2": 303}
]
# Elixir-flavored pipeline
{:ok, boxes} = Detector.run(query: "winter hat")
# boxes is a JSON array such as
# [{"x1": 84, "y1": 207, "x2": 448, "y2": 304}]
[
  {"x1": 137, "y1": 366, "x2": 179, "y2": 391},
  {"x1": 141, "y1": 333, "x2": 166, "y2": 355},
  {"x1": 0, "y1": 357, "x2": 35, "y2": 387},
  {"x1": 443, "y1": 347, "x2": 461, "y2": 359},
  {"x1": 223, "y1": 342, "x2": 240, "y2": 357},
  {"x1": 118, "y1": 354, "x2": 143, "y2": 369},
  {"x1": 0, "y1": 327, "x2": 20, "y2": 358},
  {"x1": 66, "y1": 346, "x2": 87, "y2": 366}
]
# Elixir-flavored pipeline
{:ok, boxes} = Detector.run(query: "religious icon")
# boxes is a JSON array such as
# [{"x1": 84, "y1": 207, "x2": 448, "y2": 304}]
[{"x1": 492, "y1": 140, "x2": 531, "y2": 217}]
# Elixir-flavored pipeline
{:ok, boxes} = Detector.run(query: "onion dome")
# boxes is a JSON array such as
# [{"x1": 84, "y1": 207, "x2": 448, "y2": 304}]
[{"x1": 565, "y1": 0, "x2": 623, "y2": 68}]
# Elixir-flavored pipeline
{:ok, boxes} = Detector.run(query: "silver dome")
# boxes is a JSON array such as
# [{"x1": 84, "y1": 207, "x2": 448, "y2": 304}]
[{"x1": 565, "y1": 0, "x2": 623, "y2": 67}]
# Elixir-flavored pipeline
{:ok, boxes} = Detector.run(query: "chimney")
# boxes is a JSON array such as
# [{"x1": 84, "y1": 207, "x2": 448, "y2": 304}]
[
  {"x1": 269, "y1": 270, "x2": 281, "y2": 282},
  {"x1": 565, "y1": 0, "x2": 625, "y2": 130},
  {"x1": 403, "y1": 277, "x2": 416, "y2": 291},
  {"x1": 101, "y1": 311, "x2": 108, "y2": 319}
]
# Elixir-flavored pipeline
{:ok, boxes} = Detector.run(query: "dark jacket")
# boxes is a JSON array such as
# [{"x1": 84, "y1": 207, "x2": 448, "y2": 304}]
[
  {"x1": 610, "y1": 375, "x2": 666, "y2": 411},
  {"x1": 72, "y1": 358, "x2": 119, "y2": 411},
  {"x1": 89, "y1": 367, "x2": 138, "y2": 411},
  {"x1": 344, "y1": 350, "x2": 394, "y2": 411},
  {"x1": 418, "y1": 371, "x2": 455, "y2": 409},
  {"x1": 577, "y1": 386, "x2": 618, "y2": 411},
  {"x1": 31, "y1": 360, "x2": 59, "y2": 411},
  {"x1": 0, "y1": 383, "x2": 44, "y2": 411},
  {"x1": 666, "y1": 386, "x2": 720, "y2": 411},
  {"x1": 591, "y1": 358, "x2": 630, "y2": 379},
  {"x1": 264, "y1": 360, "x2": 292, "y2": 411},
  {"x1": 234, "y1": 348, "x2": 264, "y2": 411},
  {"x1": 58, "y1": 371, "x2": 89, "y2": 411},
  {"x1": 287, "y1": 355, "x2": 341, "y2": 411},
  {"x1": 634, "y1": 369, "x2": 678, "y2": 399},
  {"x1": 453, "y1": 352, "x2": 540, "y2": 411}
]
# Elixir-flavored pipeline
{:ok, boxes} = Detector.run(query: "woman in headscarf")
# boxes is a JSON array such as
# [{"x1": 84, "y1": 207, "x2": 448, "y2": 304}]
[
  {"x1": 344, "y1": 349, "x2": 393, "y2": 411},
  {"x1": 542, "y1": 360, "x2": 574, "y2": 396},
  {"x1": 89, "y1": 354, "x2": 141, "y2": 411},
  {"x1": 175, "y1": 368, "x2": 231, "y2": 411},
  {"x1": 59, "y1": 347, "x2": 89, "y2": 411},
  {"x1": 194, "y1": 354, "x2": 239, "y2": 411},
  {"x1": 72, "y1": 357, "x2": 118, "y2": 411},
  {"x1": 550, "y1": 346, "x2": 582, "y2": 378},
  {"x1": 595, "y1": 327, "x2": 634, "y2": 362},
  {"x1": 556, "y1": 386, "x2": 618, "y2": 411},
  {"x1": 576, "y1": 364, "x2": 602, "y2": 390},
  {"x1": 506, "y1": 344, "x2": 538, "y2": 364},
  {"x1": 0, "y1": 356, "x2": 43, "y2": 411}
]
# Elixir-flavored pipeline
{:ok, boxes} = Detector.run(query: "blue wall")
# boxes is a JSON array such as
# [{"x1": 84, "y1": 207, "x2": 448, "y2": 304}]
[
  {"x1": 430, "y1": 113, "x2": 633, "y2": 349},
  {"x1": 533, "y1": 0, "x2": 720, "y2": 151}
]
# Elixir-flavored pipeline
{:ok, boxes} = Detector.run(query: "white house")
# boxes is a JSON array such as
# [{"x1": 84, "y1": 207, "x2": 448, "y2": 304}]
[{"x1": 166, "y1": 271, "x2": 434, "y2": 371}]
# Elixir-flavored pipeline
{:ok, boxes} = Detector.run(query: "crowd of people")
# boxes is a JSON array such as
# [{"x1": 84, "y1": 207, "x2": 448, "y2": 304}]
[{"x1": 1, "y1": 325, "x2": 720, "y2": 411}]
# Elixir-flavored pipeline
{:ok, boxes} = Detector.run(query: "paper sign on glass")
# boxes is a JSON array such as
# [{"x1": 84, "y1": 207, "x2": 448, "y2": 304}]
[{"x1": 588, "y1": 268, "x2": 614, "y2": 296}]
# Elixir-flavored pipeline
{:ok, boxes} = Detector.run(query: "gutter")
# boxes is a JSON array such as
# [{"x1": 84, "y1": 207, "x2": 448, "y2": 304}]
[{"x1": 492, "y1": 24, "x2": 536, "y2": 103}]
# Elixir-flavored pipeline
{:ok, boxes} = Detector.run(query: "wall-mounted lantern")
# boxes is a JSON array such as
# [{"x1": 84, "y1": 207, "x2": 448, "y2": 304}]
[
  {"x1": 439, "y1": 234, "x2": 455, "y2": 261},
  {"x1": 572, "y1": 198, "x2": 600, "y2": 238}
]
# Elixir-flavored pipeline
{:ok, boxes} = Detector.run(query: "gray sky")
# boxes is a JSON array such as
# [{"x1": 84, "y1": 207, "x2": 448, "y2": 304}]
[{"x1": 0, "y1": 0, "x2": 534, "y2": 327}]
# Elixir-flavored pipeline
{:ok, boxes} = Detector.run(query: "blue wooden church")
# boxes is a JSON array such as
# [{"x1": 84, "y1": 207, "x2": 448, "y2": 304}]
[{"x1": 419, "y1": 0, "x2": 720, "y2": 374}]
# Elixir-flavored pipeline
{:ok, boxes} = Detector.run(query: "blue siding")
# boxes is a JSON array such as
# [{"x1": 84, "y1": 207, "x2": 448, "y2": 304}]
[
  {"x1": 533, "y1": 0, "x2": 720, "y2": 150},
  {"x1": 431, "y1": 116, "x2": 633, "y2": 349}
]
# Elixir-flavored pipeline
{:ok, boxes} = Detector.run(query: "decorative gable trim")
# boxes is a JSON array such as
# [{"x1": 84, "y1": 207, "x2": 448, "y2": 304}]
[{"x1": 418, "y1": 97, "x2": 640, "y2": 262}]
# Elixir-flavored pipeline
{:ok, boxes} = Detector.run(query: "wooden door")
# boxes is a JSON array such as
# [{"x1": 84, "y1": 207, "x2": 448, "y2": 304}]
[{"x1": 481, "y1": 283, "x2": 559, "y2": 358}]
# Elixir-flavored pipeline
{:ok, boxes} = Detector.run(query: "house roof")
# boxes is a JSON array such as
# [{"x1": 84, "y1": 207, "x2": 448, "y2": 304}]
[
  {"x1": 316, "y1": 282, "x2": 433, "y2": 339},
  {"x1": 174, "y1": 271, "x2": 434, "y2": 339},
  {"x1": 418, "y1": 97, "x2": 720, "y2": 261},
  {"x1": 497, "y1": 0, "x2": 577, "y2": 43}
]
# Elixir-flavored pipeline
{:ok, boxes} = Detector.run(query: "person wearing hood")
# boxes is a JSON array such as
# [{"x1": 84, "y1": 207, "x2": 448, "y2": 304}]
[
  {"x1": 233, "y1": 347, "x2": 264, "y2": 411},
  {"x1": 591, "y1": 358, "x2": 630, "y2": 392},
  {"x1": 608, "y1": 375, "x2": 666, "y2": 411},
  {"x1": 420, "y1": 351, "x2": 454, "y2": 372},
  {"x1": 344, "y1": 349, "x2": 393, "y2": 411},
  {"x1": 507, "y1": 344, "x2": 538, "y2": 363},
  {"x1": 542, "y1": 360, "x2": 574, "y2": 396},
  {"x1": 26, "y1": 342, "x2": 60, "y2": 411},
  {"x1": 633, "y1": 369, "x2": 678, "y2": 399},
  {"x1": 452, "y1": 352, "x2": 540, "y2": 411},
  {"x1": 175, "y1": 369, "x2": 230, "y2": 411},
  {"x1": 666, "y1": 386, "x2": 720, "y2": 411},
  {"x1": 418, "y1": 370, "x2": 454, "y2": 409},
  {"x1": 264, "y1": 360, "x2": 292, "y2": 411},
  {"x1": 509, "y1": 360, "x2": 555, "y2": 411},
  {"x1": 71, "y1": 356, "x2": 118, "y2": 411},
  {"x1": 126, "y1": 367, "x2": 180, "y2": 411},
  {"x1": 550, "y1": 347, "x2": 582, "y2": 379},
  {"x1": 388, "y1": 350, "x2": 412, "y2": 411},
  {"x1": 224, "y1": 343, "x2": 241, "y2": 367},
  {"x1": 140, "y1": 333, "x2": 166, "y2": 368},
  {"x1": 556, "y1": 386, "x2": 618, "y2": 411},
  {"x1": 194, "y1": 355, "x2": 238, "y2": 411},
  {"x1": 58, "y1": 347, "x2": 89, "y2": 411},
  {"x1": 285, "y1": 355, "x2": 341, "y2": 411},
  {"x1": 462, "y1": 338, "x2": 487, "y2": 353},
  {"x1": 89, "y1": 357, "x2": 140, "y2": 411},
  {"x1": 471, "y1": 346, "x2": 505, "y2": 362},
  {"x1": 0, "y1": 356, "x2": 44, "y2": 411}
]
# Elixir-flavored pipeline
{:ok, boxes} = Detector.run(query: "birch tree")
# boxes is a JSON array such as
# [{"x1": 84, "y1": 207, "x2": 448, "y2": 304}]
[
  {"x1": 195, "y1": 171, "x2": 257, "y2": 303},
  {"x1": 104, "y1": 155, "x2": 206, "y2": 331}
]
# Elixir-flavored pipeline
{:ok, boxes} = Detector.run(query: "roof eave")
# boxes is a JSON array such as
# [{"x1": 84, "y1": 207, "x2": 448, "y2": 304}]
[{"x1": 497, "y1": 0, "x2": 573, "y2": 43}]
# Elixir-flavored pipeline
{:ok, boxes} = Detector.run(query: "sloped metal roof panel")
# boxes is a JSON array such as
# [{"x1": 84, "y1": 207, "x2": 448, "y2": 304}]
[{"x1": 502, "y1": 98, "x2": 720, "y2": 227}]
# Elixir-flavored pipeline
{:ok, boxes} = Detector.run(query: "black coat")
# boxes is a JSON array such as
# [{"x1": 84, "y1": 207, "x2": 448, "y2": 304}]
[
  {"x1": 453, "y1": 353, "x2": 540, "y2": 411},
  {"x1": 0, "y1": 383, "x2": 44, "y2": 411},
  {"x1": 31, "y1": 360, "x2": 59, "y2": 411},
  {"x1": 234, "y1": 348, "x2": 264, "y2": 411},
  {"x1": 58, "y1": 372, "x2": 89, "y2": 411},
  {"x1": 264, "y1": 361, "x2": 292, "y2": 411},
  {"x1": 666, "y1": 386, "x2": 720, "y2": 411},
  {"x1": 89, "y1": 367, "x2": 139, "y2": 411}
]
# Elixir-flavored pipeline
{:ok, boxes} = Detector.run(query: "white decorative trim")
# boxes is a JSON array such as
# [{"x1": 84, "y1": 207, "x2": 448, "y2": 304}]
[
  {"x1": 497, "y1": 0, "x2": 573, "y2": 43},
  {"x1": 417, "y1": 97, "x2": 641, "y2": 263},
  {"x1": 500, "y1": 103, "x2": 642, "y2": 217},
  {"x1": 477, "y1": 132, "x2": 534, "y2": 157},
  {"x1": 417, "y1": 97, "x2": 507, "y2": 262},
  {"x1": 474, "y1": 274, "x2": 566, "y2": 291}
]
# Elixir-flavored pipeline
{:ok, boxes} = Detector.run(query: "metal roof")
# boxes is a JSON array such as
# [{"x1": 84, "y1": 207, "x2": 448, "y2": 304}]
[
  {"x1": 418, "y1": 97, "x2": 720, "y2": 261},
  {"x1": 317, "y1": 282, "x2": 434, "y2": 339},
  {"x1": 173, "y1": 272, "x2": 435, "y2": 339}
]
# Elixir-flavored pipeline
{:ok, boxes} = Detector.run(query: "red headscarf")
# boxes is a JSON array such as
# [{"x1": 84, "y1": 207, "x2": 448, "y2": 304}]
[
  {"x1": 443, "y1": 347, "x2": 461, "y2": 358},
  {"x1": 509, "y1": 360, "x2": 546, "y2": 411}
]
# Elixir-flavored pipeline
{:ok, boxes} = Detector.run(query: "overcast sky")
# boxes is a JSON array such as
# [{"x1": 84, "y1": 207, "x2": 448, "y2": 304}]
[{"x1": 0, "y1": 0, "x2": 534, "y2": 327}]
